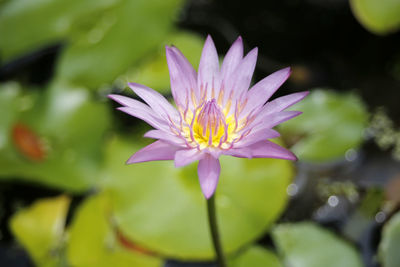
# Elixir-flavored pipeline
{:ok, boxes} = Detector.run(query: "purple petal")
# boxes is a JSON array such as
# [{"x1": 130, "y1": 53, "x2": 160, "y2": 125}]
[
  {"x1": 198, "y1": 35, "x2": 219, "y2": 98},
  {"x1": 109, "y1": 94, "x2": 170, "y2": 131},
  {"x1": 229, "y1": 47, "x2": 258, "y2": 99},
  {"x1": 246, "y1": 140, "x2": 297, "y2": 160},
  {"x1": 247, "y1": 110, "x2": 302, "y2": 131},
  {"x1": 263, "y1": 91, "x2": 309, "y2": 114},
  {"x1": 128, "y1": 82, "x2": 179, "y2": 121},
  {"x1": 262, "y1": 111, "x2": 302, "y2": 128},
  {"x1": 144, "y1": 130, "x2": 186, "y2": 146},
  {"x1": 220, "y1": 36, "x2": 243, "y2": 81},
  {"x1": 174, "y1": 149, "x2": 204, "y2": 167},
  {"x1": 198, "y1": 154, "x2": 221, "y2": 199},
  {"x1": 169, "y1": 46, "x2": 197, "y2": 85},
  {"x1": 227, "y1": 140, "x2": 297, "y2": 160},
  {"x1": 242, "y1": 67, "x2": 291, "y2": 116},
  {"x1": 166, "y1": 46, "x2": 198, "y2": 107},
  {"x1": 126, "y1": 141, "x2": 180, "y2": 164},
  {"x1": 234, "y1": 128, "x2": 281, "y2": 148},
  {"x1": 117, "y1": 107, "x2": 169, "y2": 131},
  {"x1": 108, "y1": 94, "x2": 142, "y2": 108},
  {"x1": 222, "y1": 147, "x2": 253, "y2": 158}
]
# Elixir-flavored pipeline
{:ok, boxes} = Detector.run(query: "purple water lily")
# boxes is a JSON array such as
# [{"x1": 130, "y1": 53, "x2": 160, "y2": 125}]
[{"x1": 109, "y1": 36, "x2": 308, "y2": 199}]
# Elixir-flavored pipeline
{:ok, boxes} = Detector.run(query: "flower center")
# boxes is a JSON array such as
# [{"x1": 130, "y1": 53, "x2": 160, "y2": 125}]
[{"x1": 189, "y1": 99, "x2": 229, "y2": 148}]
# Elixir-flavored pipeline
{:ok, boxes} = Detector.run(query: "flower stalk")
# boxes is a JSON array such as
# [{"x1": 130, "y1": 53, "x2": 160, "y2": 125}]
[{"x1": 207, "y1": 195, "x2": 227, "y2": 267}]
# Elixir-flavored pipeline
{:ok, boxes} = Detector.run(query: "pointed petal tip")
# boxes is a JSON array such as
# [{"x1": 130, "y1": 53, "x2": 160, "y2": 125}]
[
  {"x1": 125, "y1": 158, "x2": 137, "y2": 165},
  {"x1": 127, "y1": 82, "x2": 137, "y2": 88},
  {"x1": 284, "y1": 111, "x2": 303, "y2": 121},
  {"x1": 233, "y1": 35, "x2": 243, "y2": 45},
  {"x1": 286, "y1": 150, "x2": 298, "y2": 161},
  {"x1": 125, "y1": 141, "x2": 179, "y2": 164},
  {"x1": 203, "y1": 190, "x2": 215, "y2": 199},
  {"x1": 167, "y1": 45, "x2": 185, "y2": 59},
  {"x1": 201, "y1": 178, "x2": 218, "y2": 199},
  {"x1": 295, "y1": 91, "x2": 310, "y2": 102},
  {"x1": 107, "y1": 94, "x2": 118, "y2": 101},
  {"x1": 108, "y1": 95, "x2": 128, "y2": 107},
  {"x1": 282, "y1": 66, "x2": 292, "y2": 76},
  {"x1": 127, "y1": 82, "x2": 149, "y2": 90},
  {"x1": 248, "y1": 46, "x2": 258, "y2": 56},
  {"x1": 165, "y1": 46, "x2": 175, "y2": 61},
  {"x1": 282, "y1": 146, "x2": 298, "y2": 161},
  {"x1": 142, "y1": 131, "x2": 154, "y2": 139},
  {"x1": 295, "y1": 111, "x2": 303, "y2": 116},
  {"x1": 273, "y1": 67, "x2": 291, "y2": 79},
  {"x1": 204, "y1": 35, "x2": 216, "y2": 47},
  {"x1": 165, "y1": 45, "x2": 176, "y2": 53}
]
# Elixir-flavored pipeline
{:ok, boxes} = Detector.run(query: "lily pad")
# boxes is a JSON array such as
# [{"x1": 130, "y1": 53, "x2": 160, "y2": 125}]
[
  {"x1": 102, "y1": 136, "x2": 294, "y2": 260},
  {"x1": 230, "y1": 246, "x2": 281, "y2": 267},
  {"x1": 67, "y1": 193, "x2": 162, "y2": 267},
  {"x1": 123, "y1": 31, "x2": 204, "y2": 94},
  {"x1": 272, "y1": 222, "x2": 362, "y2": 267},
  {"x1": 279, "y1": 89, "x2": 368, "y2": 162},
  {"x1": 379, "y1": 211, "x2": 400, "y2": 267},
  {"x1": 0, "y1": 82, "x2": 110, "y2": 191},
  {"x1": 350, "y1": 0, "x2": 400, "y2": 35},
  {"x1": 55, "y1": 0, "x2": 183, "y2": 89},
  {"x1": 10, "y1": 195, "x2": 70, "y2": 267},
  {"x1": 0, "y1": 0, "x2": 118, "y2": 62}
]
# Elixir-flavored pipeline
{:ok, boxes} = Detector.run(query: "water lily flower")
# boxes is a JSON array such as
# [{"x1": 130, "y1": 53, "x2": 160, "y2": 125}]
[{"x1": 109, "y1": 36, "x2": 308, "y2": 199}]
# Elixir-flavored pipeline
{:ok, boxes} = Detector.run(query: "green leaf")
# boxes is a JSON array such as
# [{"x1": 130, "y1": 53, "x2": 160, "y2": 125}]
[
  {"x1": 102, "y1": 136, "x2": 294, "y2": 260},
  {"x1": 379, "y1": 211, "x2": 400, "y2": 267},
  {"x1": 230, "y1": 246, "x2": 282, "y2": 267},
  {"x1": 124, "y1": 31, "x2": 204, "y2": 94},
  {"x1": 67, "y1": 193, "x2": 162, "y2": 267},
  {"x1": 0, "y1": 82, "x2": 110, "y2": 191},
  {"x1": 350, "y1": 0, "x2": 400, "y2": 35},
  {"x1": 279, "y1": 89, "x2": 368, "y2": 162},
  {"x1": 10, "y1": 195, "x2": 70, "y2": 267},
  {"x1": 0, "y1": 0, "x2": 118, "y2": 62},
  {"x1": 272, "y1": 222, "x2": 363, "y2": 267},
  {"x1": 55, "y1": 0, "x2": 183, "y2": 89},
  {"x1": 0, "y1": 82, "x2": 22, "y2": 150}
]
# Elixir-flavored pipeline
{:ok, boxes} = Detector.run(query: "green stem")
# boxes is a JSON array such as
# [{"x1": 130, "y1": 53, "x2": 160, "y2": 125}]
[{"x1": 207, "y1": 195, "x2": 227, "y2": 267}]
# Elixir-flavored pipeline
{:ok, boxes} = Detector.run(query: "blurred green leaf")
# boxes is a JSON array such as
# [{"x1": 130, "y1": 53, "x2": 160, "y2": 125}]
[
  {"x1": 272, "y1": 222, "x2": 362, "y2": 267},
  {"x1": 67, "y1": 193, "x2": 162, "y2": 267},
  {"x1": 0, "y1": 82, "x2": 23, "y2": 150},
  {"x1": 55, "y1": 0, "x2": 183, "y2": 89},
  {"x1": 230, "y1": 246, "x2": 282, "y2": 267},
  {"x1": 102, "y1": 136, "x2": 293, "y2": 260},
  {"x1": 123, "y1": 31, "x2": 204, "y2": 94},
  {"x1": 279, "y1": 89, "x2": 368, "y2": 162},
  {"x1": 379, "y1": 211, "x2": 400, "y2": 267},
  {"x1": 0, "y1": 82, "x2": 110, "y2": 191},
  {"x1": 350, "y1": 0, "x2": 400, "y2": 35},
  {"x1": 10, "y1": 195, "x2": 70, "y2": 267},
  {"x1": 0, "y1": 0, "x2": 118, "y2": 62}
]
